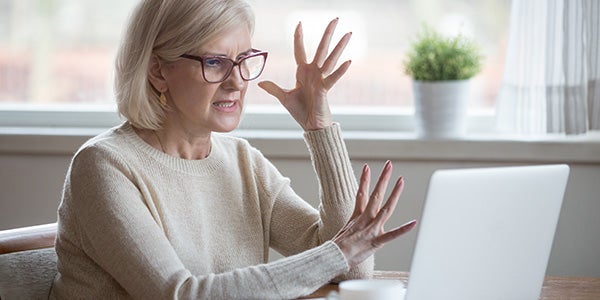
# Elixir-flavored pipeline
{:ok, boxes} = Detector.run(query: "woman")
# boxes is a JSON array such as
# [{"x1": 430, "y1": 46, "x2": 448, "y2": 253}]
[{"x1": 50, "y1": 0, "x2": 416, "y2": 299}]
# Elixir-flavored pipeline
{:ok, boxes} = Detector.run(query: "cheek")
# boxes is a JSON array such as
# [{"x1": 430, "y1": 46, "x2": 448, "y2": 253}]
[
  {"x1": 166, "y1": 69, "x2": 217, "y2": 105},
  {"x1": 183, "y1": 85, "x2": 219, "y2": 108}
]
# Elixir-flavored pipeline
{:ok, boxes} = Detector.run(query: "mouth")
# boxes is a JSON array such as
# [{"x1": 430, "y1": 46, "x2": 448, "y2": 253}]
[
  {"x1": 214, "y1": 101, "x2": 235, "y2": 108},
  {"x1": 212, "y1": 100, "x2": 239, "y2": 112}
]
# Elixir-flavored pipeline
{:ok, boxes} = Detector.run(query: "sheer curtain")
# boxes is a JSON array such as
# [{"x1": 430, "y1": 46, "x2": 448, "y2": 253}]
[{"x1": 496, "y1": 0, "x2": 600, "y2": 135}]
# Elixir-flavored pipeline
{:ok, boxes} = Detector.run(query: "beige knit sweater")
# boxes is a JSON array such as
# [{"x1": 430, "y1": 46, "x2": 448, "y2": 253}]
[{"x1": 49, "y1": 122, "x2": 373, "y2": 299}]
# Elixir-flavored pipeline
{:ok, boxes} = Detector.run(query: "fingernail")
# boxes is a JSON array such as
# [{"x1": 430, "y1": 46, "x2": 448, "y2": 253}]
[
  {"x1": 404, "y1": 219, "x2": 418, "y2": 227},
  {"x1": 385, "y1": 160, "x2": 392, "y2": 170},
  {"x1": 397, "y1": 176, "x2": 404, "y2": 186},
  {"x1": 363, "y1": 164, "x2": 370, "y2": 173}
]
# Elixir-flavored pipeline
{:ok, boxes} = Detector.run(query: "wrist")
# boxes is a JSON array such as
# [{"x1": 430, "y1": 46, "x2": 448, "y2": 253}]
[{"x1": 303, "y1": 120, "x2": 334, "y2": 131}]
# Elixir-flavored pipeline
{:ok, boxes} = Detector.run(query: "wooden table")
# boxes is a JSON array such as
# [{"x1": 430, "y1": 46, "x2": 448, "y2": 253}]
[{"x1": 300, "y1": 271, "x2": 600, "y2": 299}]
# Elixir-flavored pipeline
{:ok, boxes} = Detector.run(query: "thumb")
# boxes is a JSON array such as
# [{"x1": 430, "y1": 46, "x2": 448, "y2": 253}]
[{"x1": 258, "y1": 81, "x2": 286, "y2": 103}]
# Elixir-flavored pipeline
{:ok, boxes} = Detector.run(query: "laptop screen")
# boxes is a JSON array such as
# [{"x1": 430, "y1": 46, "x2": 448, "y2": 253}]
[{"x1": 405, "y1": 164, "x2": 569, "y2": 300}]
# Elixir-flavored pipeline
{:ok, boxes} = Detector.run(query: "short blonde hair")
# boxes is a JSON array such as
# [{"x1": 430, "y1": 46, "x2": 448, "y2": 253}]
[{"x1": 115, "y1": 0, "x2": 255, "y2": 130}]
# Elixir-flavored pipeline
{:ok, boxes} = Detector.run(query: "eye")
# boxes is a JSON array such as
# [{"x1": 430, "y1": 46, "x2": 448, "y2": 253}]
[{"x1": 204, "y1": 57, "x2": 224, "y2": 68}]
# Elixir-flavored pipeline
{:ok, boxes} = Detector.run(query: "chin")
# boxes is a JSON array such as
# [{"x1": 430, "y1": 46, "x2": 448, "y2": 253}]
[{"x1": 213, "y1": 119, "x2": 241, "y2": 133}]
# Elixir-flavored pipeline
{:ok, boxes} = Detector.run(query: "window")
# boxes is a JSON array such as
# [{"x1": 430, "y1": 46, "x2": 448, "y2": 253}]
[
  {"x1": 0, "y1": 0, "x2": 510, "y2": 130},
  {"x1": 0, "y1": 0, "x2": 136, "y2": 107}
]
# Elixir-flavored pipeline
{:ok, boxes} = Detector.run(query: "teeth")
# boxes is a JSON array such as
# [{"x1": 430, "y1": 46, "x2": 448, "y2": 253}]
[{"x1": 214, "y1": 102, "x2": 234, "y2": 108}]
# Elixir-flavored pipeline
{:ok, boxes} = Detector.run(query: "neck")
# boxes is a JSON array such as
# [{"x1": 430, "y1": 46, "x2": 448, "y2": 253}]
[
  {"x1": 161, "y1": 127, "x2": 212, "y2": 160},
  {"x1": 134, "y1": 126, "x2": 212, "y2": 160}
]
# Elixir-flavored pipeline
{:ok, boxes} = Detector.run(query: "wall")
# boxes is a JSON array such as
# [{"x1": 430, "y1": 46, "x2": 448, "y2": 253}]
[{"x1": 1, "y1": 130, "x2": 599, "y2": 277}]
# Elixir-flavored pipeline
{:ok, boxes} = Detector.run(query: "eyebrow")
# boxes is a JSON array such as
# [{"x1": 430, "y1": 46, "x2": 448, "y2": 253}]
[{"x1": 200, "y1": 49, "x2": 255, "y2": 59}]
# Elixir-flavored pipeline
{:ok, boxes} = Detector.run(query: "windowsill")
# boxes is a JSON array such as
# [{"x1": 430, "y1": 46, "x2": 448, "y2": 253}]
[{"x1": 1, "y1": 126, "x2": 599, "y2": 164}]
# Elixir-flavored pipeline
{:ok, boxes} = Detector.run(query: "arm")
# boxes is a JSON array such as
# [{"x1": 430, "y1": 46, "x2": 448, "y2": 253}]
[
  {"x1": 267, "y1": 124, "x2": 374, "y2": 280},
  {"x1": 305, "y1": 124, "x2": 376, "y2": 280},
  {"x1": 303, "y1": 123, "x2": 357, "y2": 240},
  {"x1": 259, "y1": 18, "x2": 373, "y2": 280},
  {"x1": 267, "y1": 124, "x2": 354, "y2": 250},
  {"x1": 265, "y1": 142, "x2": 420, "y2": 283}
]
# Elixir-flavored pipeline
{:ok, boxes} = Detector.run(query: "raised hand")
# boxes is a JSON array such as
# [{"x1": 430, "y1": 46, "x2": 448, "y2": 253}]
[
  {"x1": 258, "y1": 18, "x2": 352, "y2": 131},
  {"x1": 333, "y1": 161, "x2": 417, "y2": 266}
]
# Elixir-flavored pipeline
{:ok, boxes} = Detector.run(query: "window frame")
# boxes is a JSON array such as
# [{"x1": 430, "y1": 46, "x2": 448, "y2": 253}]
[{"x1": 0, "y1": 105, "x2": 496, "y2": 135}]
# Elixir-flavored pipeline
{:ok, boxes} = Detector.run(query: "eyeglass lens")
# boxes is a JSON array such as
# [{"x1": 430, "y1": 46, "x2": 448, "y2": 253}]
[{"x1": 203, "y1": 55, "x2": 266, "y2": 83}]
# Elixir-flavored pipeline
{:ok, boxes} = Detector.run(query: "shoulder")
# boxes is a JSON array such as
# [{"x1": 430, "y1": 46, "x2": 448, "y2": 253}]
[{"x1": 70, "y1": 123, "x2": 135, "y2": 173}]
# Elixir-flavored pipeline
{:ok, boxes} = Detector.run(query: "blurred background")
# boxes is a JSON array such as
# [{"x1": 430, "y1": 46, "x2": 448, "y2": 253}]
[{"x1": 0, "y1": 0, "x2": 510, "y2": 113}]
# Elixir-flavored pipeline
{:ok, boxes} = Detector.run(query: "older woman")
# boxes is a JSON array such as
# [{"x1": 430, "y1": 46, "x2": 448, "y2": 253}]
[{"x1": 50, "y1": 0, "x2": 416, "y2": 299}]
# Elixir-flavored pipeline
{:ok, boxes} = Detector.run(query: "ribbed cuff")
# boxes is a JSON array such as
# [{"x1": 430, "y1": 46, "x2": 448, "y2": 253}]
[
  {"x1": 265, "y1": 241, "x2": 349, "y2": 298},
  {"x1": 332, "y1": 255, "x2": 375, "y2": 283}
]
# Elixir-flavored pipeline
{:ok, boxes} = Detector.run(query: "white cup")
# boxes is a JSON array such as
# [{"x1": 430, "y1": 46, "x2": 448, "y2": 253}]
[{"x1": 337, "y1": 279, "x2": 406, "y2": 300}]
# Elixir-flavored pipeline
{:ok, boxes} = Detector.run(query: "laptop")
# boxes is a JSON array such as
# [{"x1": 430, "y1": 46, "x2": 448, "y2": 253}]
[{"x1": 404, "y1": 164, "x2": 570, "y2": 300}]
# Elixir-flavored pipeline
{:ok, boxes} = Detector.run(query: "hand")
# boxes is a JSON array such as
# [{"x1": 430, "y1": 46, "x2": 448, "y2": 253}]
[
  {"x1": 333, "y1": 161, "x2": 417, "y2": 267},
  {"x1": 258, "y1": 18, "x2": 352, "y2": 131}
]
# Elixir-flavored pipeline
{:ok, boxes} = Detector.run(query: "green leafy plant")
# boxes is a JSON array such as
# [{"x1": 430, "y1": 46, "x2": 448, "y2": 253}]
[{"x1": 404, "y1": 26, "x2": 483, "y2": 81}]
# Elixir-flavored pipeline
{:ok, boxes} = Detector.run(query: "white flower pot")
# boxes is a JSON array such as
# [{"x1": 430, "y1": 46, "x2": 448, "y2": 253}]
[{"x1": 412, "y1": 79, "x2": 471, "y2": 139}]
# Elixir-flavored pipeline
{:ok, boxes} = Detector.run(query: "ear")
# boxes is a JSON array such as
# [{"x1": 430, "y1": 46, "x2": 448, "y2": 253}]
[{"x1": 147, "y1": 54, "x2": 167, "y2": 93}]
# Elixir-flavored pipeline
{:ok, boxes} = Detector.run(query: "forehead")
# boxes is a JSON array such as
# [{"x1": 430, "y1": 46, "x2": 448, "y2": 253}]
[{"x1": 200, "y1": 25, "x2": 252, "y2": 56}]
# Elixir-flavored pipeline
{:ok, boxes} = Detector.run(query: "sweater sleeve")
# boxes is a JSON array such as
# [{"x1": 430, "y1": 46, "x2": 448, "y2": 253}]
[
  {"x1": 54, "y1": 145, "x2": 349, "y2": 300},
  {"x1": 302, "y1": 123, "x2": 357, "y2": 239},
  {"x1": 268, "y1": 123, "x2": 374, "y2": 281}
]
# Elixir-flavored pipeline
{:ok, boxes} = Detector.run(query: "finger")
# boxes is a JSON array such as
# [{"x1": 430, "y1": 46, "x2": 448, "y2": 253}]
[
  {"x1": 379, "y1": 177, "x2": 405, "y2": 220},
  {"x1": 365, "y1": 160, "x2": 393, "y2": 218},
  {"x1": 370, "y1": 177, "x2": 404, "y2": 230},
  {"x1": 323, "y1": 60, "x2": 352, "y2": 90},
  {"x1": 314, "y1": 18, "x2": 339, "y2": 66},
  {"x1": 321, "y1": 31, "x2": 352, "y2": 75},
  {"x1": 351, "y1": 164, "x2": 370, "y2": 220},
  {"x1": 294, "y1": 22, "x2": 307, "y2": 65},
  {"x1": 258, "y1": 81, "x2": 286, "y2": 102},
  {"x1": 372, "y1": 220, "x2": 417, "y2": 248}
]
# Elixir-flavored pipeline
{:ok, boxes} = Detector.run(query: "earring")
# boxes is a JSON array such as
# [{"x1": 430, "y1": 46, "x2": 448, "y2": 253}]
[{"x1": 159, "y1": 92, "x2": 167, "y2": 107}]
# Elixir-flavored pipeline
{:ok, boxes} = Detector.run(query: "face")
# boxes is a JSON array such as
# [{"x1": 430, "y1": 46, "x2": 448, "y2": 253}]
[{"x1": 160, "y1": 25, "x2": 252, "y2": 134}]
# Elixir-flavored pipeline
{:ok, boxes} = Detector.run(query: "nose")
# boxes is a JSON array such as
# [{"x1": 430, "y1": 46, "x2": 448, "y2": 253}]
[{"x1": 221, "y1": 65, "x2": 245, "y2": 90}]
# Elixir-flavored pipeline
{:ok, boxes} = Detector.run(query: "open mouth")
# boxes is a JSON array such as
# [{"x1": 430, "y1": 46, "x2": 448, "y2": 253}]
[
  {"x1": 212, "y1": 100, "x2": 238, "y2": 112},
  {"x1": 214, "y1": 101, "x2": 235, "y2": 108}
]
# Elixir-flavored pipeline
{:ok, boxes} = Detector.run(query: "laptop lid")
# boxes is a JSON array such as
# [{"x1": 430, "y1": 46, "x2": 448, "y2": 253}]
[{"x1": 405, "y1": 164, "x2": 570, "y2": 300}]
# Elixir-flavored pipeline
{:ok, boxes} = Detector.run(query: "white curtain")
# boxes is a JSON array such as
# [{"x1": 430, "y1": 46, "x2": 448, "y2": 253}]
[{"x1": 496, "y1": 0, "x2": 600, "y2": 135}]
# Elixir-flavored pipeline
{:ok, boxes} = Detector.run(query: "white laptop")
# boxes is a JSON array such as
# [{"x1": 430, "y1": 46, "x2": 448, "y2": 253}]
[{"x1": 404, "y1": 164, "x2": 570, "y2": 300}]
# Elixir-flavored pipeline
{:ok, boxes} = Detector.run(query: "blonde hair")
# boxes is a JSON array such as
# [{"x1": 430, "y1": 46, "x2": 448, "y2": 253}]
[{"x1": 115, "y1": 0, "x2": 255, "y2": 130}]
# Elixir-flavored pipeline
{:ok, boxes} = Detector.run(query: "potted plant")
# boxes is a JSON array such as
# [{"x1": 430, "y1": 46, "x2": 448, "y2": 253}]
[{"x1": 404, "y1": 26, "x2": 482, "y2": 139}]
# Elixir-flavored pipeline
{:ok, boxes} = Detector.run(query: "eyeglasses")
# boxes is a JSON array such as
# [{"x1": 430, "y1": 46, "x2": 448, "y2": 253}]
[{"x1": 180, "y1": 50, "x2": 268, "y2": 83}]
